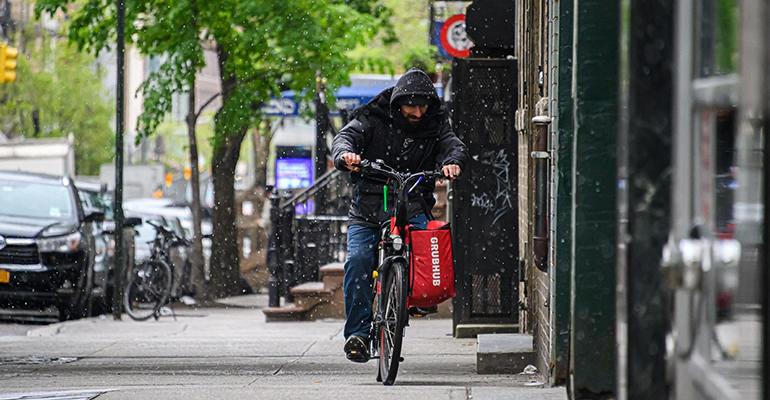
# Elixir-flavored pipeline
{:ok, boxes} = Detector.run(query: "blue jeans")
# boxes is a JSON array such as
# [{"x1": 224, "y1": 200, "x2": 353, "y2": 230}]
[{"x1": 343, "y1": 214, "x2": 429, "y2": 339}]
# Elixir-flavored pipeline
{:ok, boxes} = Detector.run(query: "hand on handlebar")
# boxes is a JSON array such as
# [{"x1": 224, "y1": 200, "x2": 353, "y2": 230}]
[
  {"x1": 442, "y1": 164, "x2": 461, "y2": 180},
  {"x1": 341, "y1": 152, "x2": 361, "y2": 173}
]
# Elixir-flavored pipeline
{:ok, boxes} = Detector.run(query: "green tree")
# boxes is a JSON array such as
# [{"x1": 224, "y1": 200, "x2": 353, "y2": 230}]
[
  {"x1": 36, "y1": 0, "x2": 389, "y2": 298},
  {"x1": 350, "y1": 0, "x2": 435, "y2": 73},
  {"x1": 715, "y1": 0, "x2": 738, "y2": 73},
  {"x1": 0, "y1": 35, "x2": 114, "y2": 176}
]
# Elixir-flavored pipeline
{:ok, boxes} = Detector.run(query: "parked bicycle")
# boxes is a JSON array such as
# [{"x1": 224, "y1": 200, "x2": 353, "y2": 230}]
[
  {"x1": 359, "y1": 159, "x2": 456, "y2": 385},
  {"x1": 124, "y1": 220, "x2": 191, "y2": 321}
]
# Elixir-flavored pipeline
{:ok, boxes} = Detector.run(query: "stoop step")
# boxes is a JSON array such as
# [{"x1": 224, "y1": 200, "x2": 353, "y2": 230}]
[
  {"x1": 290, "y1": 282, "x2": 333, "y2": 310},
  {"x1": 263, "y1": 263, "x2": 346, "y2": 322},
  {"x1": 476, "y1": 333, "x2": 536, "y2": 374},
  {"x1": 290, "y1": 282, "x2": 332, "y2": 295},
  {"x1": 262, "y1": 304, "x2": 310, "y2": 322},
  {"x1": 320, "y1": 263, "x2": 344, "y2": 290},
  {"x1": 319, "y1": 262, "x2": 344, "y2": 275}
]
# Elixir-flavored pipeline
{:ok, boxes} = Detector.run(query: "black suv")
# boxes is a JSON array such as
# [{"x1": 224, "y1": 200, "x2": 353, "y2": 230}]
[
  {"x1": 76, "y1": 181, "x2": 114, "y2": 313},
  {"x1": 0, "y1": 171, "x2": 103, "y2": 321}
]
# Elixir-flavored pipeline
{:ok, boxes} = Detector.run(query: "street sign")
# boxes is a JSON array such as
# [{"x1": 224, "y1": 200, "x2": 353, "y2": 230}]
[
  {"x1": 432, "y1": 22, "x2": 450, "y2": 58},
  {"x1": 439, "y1": 14, "x2": 471, "y2": 58}
]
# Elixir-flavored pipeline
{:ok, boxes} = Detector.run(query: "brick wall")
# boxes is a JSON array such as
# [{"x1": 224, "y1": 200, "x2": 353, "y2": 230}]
[
  {"x1": 516, "y1": 0, "x2": 553, "y2": 381},
  {"x1": 533, "y1": 268, "x2": 552, "y2": 377}
]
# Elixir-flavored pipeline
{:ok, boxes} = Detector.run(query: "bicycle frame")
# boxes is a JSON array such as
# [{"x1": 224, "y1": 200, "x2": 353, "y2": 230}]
[
  {"x1": 362, "y1": 160, "x2": 442, "y2": 292},
  {"x1": 147, "y1": 221, "x2": 188, "y2": 267},
  {"x1": 124, "y1": 221, "x2": 191, "y2": 321},
  {"x1": 359, "y1": 160, "x2": 442, "y2": 347}
]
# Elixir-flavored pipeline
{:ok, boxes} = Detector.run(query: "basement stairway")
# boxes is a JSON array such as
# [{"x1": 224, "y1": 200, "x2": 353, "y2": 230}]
[{"x1": 263, "y1": 262, "x2": 345, "y2": 322}]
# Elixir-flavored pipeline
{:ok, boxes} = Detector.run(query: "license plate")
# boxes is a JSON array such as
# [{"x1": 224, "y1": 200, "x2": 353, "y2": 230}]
[{"x1": 0, "y1": 269, "x2": 8, "y2": 284}]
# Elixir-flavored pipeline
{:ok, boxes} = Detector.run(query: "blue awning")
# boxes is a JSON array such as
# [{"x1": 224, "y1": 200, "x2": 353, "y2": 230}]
[{"x1": 262, "y1": 74, "x2": 444, "y2": 117}]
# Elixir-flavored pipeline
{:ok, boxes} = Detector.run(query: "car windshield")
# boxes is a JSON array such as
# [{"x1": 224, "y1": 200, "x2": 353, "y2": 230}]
[
  {"x1": 80, "y1": 190, "x2": 113, "y2": 217},
  {"x1": 101, "y1": 192, "x2": 114, "y2": 219},
  {"x1": 0, "y1": 179, "x2": 75, "y2": 220}
]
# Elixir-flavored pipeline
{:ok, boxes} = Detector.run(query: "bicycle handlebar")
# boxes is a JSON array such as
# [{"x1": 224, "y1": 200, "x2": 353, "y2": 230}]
[
  {"x1": 146, "y1": 220, "x2": 190, "y2": 246},
  {"x1": 358, "y1": 159, "x2": 443, "y2": 188}
]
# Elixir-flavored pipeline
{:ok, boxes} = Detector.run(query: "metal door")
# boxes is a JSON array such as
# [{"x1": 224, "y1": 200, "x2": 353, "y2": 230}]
[
  {"x1": 450, "y1": 58, "x2": 519, "y2": 330},
  {"x1": 666, "y1": 0, "x2": 764, "y2": 398}
]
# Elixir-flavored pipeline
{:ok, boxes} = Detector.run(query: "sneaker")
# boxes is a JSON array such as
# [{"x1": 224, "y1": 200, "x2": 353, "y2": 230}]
[
  {"x1": 344, "y1": 335, "x2": 370, "y2": 363},
  {"x1": 408, "y1": 305, "x2": 438, "y2": 318}
]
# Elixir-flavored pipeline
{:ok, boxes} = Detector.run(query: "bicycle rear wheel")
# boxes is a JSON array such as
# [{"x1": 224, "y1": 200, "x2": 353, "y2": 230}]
[
  {"x1": 123, "y1": 260, "x2": 172, "y2": 321},
  {"x1": 378, "y1": 261, "x2": 408, "y2": 385}
]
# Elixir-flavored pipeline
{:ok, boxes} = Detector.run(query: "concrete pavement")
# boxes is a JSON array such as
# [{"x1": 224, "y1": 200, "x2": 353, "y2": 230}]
[{"x1": 0, "y1": 299, "x2": 568, "y2": 399}]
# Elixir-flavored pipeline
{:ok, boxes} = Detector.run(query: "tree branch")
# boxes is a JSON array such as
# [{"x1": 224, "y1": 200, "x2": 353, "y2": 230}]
[
  {"x1": 194, "y1": 74, "x2": 276, "y2": 122},
  {"x1": 195, "y1": 91, "x2": 221, "y2": 120}
]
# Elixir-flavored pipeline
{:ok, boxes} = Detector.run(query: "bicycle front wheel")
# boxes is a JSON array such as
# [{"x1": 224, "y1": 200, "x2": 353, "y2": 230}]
[
  {"x1": 378, "y1": 261, "x2": 408, "y2": 385},
  {"x1": 123, "y1": 260, "x2": 172, "y2": 321}
]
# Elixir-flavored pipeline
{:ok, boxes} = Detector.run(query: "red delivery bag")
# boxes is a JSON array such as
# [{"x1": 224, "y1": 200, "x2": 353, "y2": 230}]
[{"x1": 407, "y1": 221, "x2": 456, "y2": 308}]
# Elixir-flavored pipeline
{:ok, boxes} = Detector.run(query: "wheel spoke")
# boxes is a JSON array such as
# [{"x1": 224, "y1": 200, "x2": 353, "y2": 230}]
[
  {"x1": 124, "y1": 261, "x2": 171, "y2": 320},
  {"x1": 378, "y1": 265, "x2": 406, "y2": 384}
]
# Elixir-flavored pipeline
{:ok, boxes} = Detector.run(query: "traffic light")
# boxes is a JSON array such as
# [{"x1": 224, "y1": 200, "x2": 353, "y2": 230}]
[{"x1": 0, "y1": 43, "x2": 18, "y2": 84}]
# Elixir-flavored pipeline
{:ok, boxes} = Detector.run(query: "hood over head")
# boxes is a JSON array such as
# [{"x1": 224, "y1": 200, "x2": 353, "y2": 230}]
[
  {"x1": 389, "y1": 68, "x2": 441, "y2": 111},
  {"x1": 347, "y1": 68, "x2": 444, "y2": 137},
  {"x1": 389, "y1": 68, "x2": 443, "y2": 135}
]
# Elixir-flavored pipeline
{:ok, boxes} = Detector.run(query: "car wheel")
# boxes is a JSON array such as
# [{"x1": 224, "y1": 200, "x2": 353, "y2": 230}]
[
  {"x1": 89, "y1": 291, "x2": 109, "y2": 316},
  {"x1": 59, "y1": 262, "x2": 94, "y2": 321},
  {"x1": 59, "y1": 288, "x2": 91, "y2": 321}
]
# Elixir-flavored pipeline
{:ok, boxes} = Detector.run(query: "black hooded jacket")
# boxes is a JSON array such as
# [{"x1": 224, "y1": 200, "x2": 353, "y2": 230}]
[{"x1": 332, "y1": 68, "x2": 468, "y2": 226}]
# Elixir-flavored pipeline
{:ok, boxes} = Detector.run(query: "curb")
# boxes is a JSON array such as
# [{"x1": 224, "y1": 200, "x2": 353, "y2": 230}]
[
  {"x1": 26, "y1": 322, "x2": 67, "y2": 337},
  {"x1": 213, "y1": 294, "x2": 267, "y2": 309},
  {"x1": 25, "y1": 314, "x2": 126, "y2": 337}
]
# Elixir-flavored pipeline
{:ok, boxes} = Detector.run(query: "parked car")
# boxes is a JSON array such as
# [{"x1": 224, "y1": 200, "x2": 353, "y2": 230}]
[
  {"x1": 0, "y1": 171, "x2": 103, "y2": 321},
  {"x1": 76, "y1": 181, "x2": 114, "y2": 314}
]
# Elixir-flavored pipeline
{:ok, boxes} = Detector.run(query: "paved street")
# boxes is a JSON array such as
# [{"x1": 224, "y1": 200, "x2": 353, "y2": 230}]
[{"x1": 0, "y1": 299, "x2": 567, "y2": 400}]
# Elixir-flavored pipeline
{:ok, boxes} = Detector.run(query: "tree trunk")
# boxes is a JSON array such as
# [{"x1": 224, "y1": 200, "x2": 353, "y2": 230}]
[
  {"x1": 208, "y1": 42, "x2": 247, "y2": 299},
  {"x1": 252, "y1": 122, "x2": 271, "y2": 189},
  {"x1": 210, "y1": 130, "x2": 246, "y2": 298},
  {"x1": 186, "y1": 80, "x2": 207, "y2": 300}
]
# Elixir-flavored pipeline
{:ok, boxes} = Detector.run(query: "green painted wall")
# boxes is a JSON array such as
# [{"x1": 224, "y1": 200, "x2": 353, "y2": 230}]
[
  {"x1": 570, "y1": 0, "x2": 619, "y2": 396},
  {"x1": 552, "y1": 0, "x2": 574, "y2": 385}
]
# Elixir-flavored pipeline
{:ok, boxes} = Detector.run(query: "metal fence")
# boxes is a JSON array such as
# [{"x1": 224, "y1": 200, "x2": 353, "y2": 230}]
[{"x1": 267, "y1": 169, "x2": 351, "y2": 307}]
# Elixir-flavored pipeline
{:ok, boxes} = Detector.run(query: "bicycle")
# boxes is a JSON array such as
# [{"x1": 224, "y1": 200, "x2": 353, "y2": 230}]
[
  {"x1": 123, "y1": 220, "x2": 191, "y2": 321},
  {"x1": 358, "y1": 159, "x2": 445, "y2": 385}
]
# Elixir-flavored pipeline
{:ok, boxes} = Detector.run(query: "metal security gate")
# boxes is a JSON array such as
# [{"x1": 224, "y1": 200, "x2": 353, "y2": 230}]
[
  {"x1": 450, "y1": 58, "x2": 519, "y2": 333},
  {"x1": 664, "y1": 0, "x2": 765, "y2": 398}
]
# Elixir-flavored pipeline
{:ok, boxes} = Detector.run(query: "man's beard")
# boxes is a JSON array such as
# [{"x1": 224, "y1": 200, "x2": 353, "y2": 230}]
[{"x1": 406, "y1": 115, "x2": 422, "y2": 125}]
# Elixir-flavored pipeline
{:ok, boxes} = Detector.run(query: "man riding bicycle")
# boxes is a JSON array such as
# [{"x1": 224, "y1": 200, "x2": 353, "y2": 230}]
[{"x1": 331, "y1": 68, "x2": 468, "y2": 363}]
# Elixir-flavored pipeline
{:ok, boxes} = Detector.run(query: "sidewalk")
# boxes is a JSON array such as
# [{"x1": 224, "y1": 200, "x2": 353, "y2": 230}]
[{"x1": 0, "y1": 298, "x2": 567, "y2": 400}]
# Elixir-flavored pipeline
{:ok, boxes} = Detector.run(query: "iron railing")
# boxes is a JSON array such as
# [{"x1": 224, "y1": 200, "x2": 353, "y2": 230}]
[{"x1": 267, "y1": 168, "x2": 351, "y2": 307}]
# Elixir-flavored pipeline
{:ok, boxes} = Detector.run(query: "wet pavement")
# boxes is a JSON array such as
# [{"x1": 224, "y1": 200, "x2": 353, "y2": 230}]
[{"x1": 0, "y1": 299, "x2": 567, "y2": 400}]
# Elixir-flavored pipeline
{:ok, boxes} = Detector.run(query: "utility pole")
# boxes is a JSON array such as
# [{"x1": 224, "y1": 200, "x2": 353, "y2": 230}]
[{"x1": 111, "y1": 0, "x2": 126, "y2": 320}]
